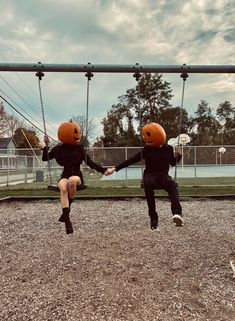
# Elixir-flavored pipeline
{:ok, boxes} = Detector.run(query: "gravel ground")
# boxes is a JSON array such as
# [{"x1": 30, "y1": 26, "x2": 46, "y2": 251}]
[{"x1": 0, "y1": 198, "x2": 234, "y2": 321}]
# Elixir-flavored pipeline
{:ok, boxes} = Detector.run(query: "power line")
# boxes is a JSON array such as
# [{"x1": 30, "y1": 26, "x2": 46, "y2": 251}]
[
  {"x1": 13, "y1": 73, "x2": 60, "y2": 125},
  {"x1": 0, "y1": 94, "x2": 57, "y2": 142},
  {"x1": 0, "y1": 74, "x2": 58, "y2": 131},
  {"x1": 0, "y1": 55, "x2": 59, "y2": 132},
  {"x1": 0, "y1": 88, "x2": 55, "y2": 137},
  {"x1": 17, "y1": 73, "x2": 57, "y2": 113},
  {"x1": 0, "y1": 74, "x2": 42, "y2": 117}
]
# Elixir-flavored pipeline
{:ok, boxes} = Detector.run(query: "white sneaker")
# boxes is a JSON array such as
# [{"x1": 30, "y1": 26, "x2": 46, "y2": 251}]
[{"x1": 173, "y1": 214, "x2": 183, "y2": 227}]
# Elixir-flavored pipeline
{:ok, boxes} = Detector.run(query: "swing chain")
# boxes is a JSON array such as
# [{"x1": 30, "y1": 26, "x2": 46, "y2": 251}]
[
  {"x1": 174, "y1": 66, "x2": 189, "y2": 183},
  {"x1": 35, "y1": 66, "x2": 53, "y2": 185},
  {"x1": 133, "y1": 64, "x2": 144, "y2": 184},
  {"x1": 84, "y1": 63, "x2": 93, "y2": 168}
]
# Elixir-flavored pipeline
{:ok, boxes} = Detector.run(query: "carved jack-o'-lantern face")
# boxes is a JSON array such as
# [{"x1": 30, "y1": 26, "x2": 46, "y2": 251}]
[
  {"x1": 142, "y1": 122, "x2": 166, "y2": 147},
  {"x1": 57, "y1": 121, "x2": 82, "y2": 145}
]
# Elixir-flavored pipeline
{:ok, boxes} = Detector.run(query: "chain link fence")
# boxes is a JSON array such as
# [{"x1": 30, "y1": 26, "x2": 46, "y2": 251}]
[{"x1": 0, "y1": 146, "x2": 234, "y2": 187}]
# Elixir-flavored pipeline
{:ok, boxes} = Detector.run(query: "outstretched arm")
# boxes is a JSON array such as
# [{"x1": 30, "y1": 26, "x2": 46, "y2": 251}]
[
  {"x1": 114, "y1": 151, "x2": 142, "y2": 172},
  {"x1": 85, "y1": 153, "x2": 107, "y2": 174},
  {"x1": 84, "y1": 149, "x2": 142, "y2": 175}
]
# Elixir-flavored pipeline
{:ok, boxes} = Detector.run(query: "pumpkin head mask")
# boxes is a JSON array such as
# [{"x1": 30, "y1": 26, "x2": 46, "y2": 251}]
[
  {"x1": 57, "y1": 121, "x2": 82, "y2": 145},
  {"x1": 142, "y1": 122, "x2": 166, "y2": 147}
]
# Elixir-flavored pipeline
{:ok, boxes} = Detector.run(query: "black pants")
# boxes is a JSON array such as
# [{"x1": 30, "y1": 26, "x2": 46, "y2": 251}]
[{"x1": 144, "y1": 173, "x2": 182, "y2": 219}]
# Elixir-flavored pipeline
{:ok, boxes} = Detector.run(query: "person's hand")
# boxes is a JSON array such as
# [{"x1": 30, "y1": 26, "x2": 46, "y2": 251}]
[
  {"x1": 175, "y1": 146, "x2": 182, "y2": 156},
  {"x1": 44, "y1": 135, "x2": 50, "y2": 145},
  {"x1": 104, "y1": 167, "x2": 116, "y2": 176}
]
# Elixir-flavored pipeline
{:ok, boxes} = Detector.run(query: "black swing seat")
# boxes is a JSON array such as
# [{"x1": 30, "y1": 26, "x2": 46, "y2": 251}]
[{"x1": 47, "y1": 184, "x2": 88, "y2": 192}]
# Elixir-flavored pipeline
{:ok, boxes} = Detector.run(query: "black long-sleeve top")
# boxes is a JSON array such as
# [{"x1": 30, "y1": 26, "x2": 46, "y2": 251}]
[
  {"x1": 42, "y1": 143, "x2": 106, "y2": 180},
  {"x1": 115, "y1": 144, "x2": 182, "y2": 176}
]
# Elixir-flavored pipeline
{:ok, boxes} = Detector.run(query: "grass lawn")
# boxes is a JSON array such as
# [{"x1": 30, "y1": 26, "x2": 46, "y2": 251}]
[{"x1": 0, "y1": 176, "x2": 234, "y2": 198}]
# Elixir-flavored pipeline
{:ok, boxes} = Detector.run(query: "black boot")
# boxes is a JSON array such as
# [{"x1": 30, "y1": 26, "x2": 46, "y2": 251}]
[
  {"x1": 59, "y1": 208, "x2": 73, "y2": 234},
  {"x1": 59, "y1": 199, "x2": 74, "y2": 222},
  {"x1": 65, "y1": 218, "x2": 73, "y2": 234},
  {"x1": 58, "y1": 207, "x2": 70, "y2": 222}
]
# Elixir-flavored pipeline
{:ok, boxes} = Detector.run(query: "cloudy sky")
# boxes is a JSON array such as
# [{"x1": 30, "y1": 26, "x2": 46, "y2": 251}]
[{"x1": 0, "y1": 0, "x2": 234, "y2": 142}]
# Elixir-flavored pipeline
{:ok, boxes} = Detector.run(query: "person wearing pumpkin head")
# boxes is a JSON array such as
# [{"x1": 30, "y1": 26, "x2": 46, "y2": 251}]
[
  {"x1": 42, "y1": 121, "x2": 108, "y2": 234},
  {"x1": 106, "y1": 122, "x2": 183, "y2": 230}
]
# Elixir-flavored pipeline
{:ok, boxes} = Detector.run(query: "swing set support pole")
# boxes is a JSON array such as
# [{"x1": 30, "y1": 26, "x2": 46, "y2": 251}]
[{"x1": 0, "y1": 63, "x2": 234, "y2": 74}]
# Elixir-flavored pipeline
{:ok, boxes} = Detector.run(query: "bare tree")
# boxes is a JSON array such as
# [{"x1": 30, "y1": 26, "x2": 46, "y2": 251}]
[
  {"x1": 71, "y1": 115, "x2": 97, "y2": 146},
  {"x1": 0, "y1": 101, "x2": 9, "y2": 137},
  {"x1": 5, "y1": 114, "x2": 25, "y2": 137}
]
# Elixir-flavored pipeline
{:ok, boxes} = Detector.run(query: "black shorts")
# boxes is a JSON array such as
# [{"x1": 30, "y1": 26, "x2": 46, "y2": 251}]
[{"x1": 60, "y1": 168, "x2": 84, "y2": 183}]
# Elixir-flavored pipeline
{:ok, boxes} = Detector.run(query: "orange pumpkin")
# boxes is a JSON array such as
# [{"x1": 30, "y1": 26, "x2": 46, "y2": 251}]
[
  {"x1": 57, "y1": 121, "x2": 82, "y2": 145},
  {"x1": 142, "y1": 122, "x2": 166, "y2": 147}
]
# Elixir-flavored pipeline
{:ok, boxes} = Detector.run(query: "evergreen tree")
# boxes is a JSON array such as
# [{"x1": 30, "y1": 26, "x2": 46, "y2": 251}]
[
  {"x1": 100, "y1": 73, "x2": 183, "y2": 146},
  {"x1": 216, "y1": 101, "x2": 235, "y2": 144},
  {"x1": 193, "y1": 100, "x2": 221, "y2": 145},
  {"x1": 131, "y1": 73, "x2": 173, "y2": 126},
  {"x1": 156, "y1": 106, "x2": 190, "y2": 140},
  {"x1": 101, "y1": 103, "x2": 138, "y2": 147}
]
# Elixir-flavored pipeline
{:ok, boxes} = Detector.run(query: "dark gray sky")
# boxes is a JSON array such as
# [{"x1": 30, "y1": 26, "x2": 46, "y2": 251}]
[{"x1": 0, "y1": 0, "x2": 234, "y2": 141}]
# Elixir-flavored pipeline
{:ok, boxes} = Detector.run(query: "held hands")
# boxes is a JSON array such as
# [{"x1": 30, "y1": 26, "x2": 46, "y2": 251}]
[
  {"x1": 175, "y1": 146, "x2": 182, "y2": 157},
  {"x1": 104, "y1": 167, "x2": 116, "y2": 176}
]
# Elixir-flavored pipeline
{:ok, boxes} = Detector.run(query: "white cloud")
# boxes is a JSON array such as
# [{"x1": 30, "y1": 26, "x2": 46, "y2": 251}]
[{"x1": 0, "y1": 0, "x2": 234, "y2": 142}]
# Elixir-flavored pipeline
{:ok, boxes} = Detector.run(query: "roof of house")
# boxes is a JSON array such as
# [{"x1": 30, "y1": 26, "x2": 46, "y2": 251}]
[{"x1": 0, "y1": 138, "x2": 16, "y2": 148}]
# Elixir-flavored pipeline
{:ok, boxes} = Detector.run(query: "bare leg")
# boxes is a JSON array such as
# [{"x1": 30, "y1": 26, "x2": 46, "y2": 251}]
[
  {"x1": 68, "y1": 176, "x2": 81, "y2": 200},
  {"x1": 58, "y1": 178, "x2": 69, "y2": 209},
  {"x1": 57, "y1": 179, "x2": 73, "y2": 234}
]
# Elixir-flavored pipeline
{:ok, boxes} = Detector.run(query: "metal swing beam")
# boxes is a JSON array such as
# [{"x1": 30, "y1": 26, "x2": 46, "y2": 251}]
[{"x1": 0, "y1": 62, "x2": 234, "y2": 74}]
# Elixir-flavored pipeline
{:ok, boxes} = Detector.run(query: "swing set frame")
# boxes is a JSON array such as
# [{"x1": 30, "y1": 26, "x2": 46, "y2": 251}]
[
  {"x1": 1, "y1": 62, "x2": 234, "y2": 192},
  {"x1": 36, "y1": 68, "x2": 93, "y2": 192},
  {"x1": 0, "y1": 62, "x2": 234, "y2": 73}
]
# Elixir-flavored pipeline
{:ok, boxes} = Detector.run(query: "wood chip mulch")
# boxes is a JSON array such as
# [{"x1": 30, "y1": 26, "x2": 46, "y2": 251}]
[{"x1": 0, "y1": 198, "x2": 234, "y2": 321}]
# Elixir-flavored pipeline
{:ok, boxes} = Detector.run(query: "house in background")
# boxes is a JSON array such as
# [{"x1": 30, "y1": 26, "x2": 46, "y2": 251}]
[
  {"x1": 0, "y1": 137, "x2": 16, "y2": 168},
  {"x1": 0, "y1": 137, "x2": 16, "y2": 154}
]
